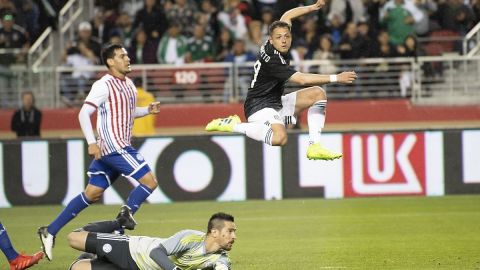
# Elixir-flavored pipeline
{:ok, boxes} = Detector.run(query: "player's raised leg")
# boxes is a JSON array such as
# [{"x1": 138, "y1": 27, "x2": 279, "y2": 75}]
[{"x1": 294, "y1": 86, "x2": 342, "y2": 160}]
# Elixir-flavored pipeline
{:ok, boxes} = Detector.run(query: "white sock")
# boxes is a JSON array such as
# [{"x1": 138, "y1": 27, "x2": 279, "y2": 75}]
[
  {"x1": 308, "y1": 100, "x2": 327, "y2": 144},
  {"x1": 234, "y1": 122, "x2": 274, "y2": 145}
]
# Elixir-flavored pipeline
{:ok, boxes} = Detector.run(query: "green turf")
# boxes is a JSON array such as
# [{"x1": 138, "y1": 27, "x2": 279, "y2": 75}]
[{"x1": 1, "y1": 195, "x2": 480, "y2": 269}]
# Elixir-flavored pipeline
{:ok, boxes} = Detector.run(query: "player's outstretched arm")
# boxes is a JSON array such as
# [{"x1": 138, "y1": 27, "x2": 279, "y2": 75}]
[
  {"x1": 134, "y1": 101, "x2": 161, "y2": 118},
  {"x1": 280, "y1": 0, "x2": 325, "y2": 25},
  {"x1": 289, "y1": 71, "x2": 357, "y2": 86},
  {"x1": 150, "y1": 245, "x2": 180, "y2": 270}
]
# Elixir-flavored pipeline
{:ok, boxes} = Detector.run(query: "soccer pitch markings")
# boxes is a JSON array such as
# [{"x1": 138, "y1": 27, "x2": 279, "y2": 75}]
[{"x1": 1, "y1": 195, "x2": 480, "y2": 269}]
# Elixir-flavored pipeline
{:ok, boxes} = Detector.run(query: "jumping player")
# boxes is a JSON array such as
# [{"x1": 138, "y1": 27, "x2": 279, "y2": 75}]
[
  {"x1": 38, "y1": 43, "x2": 161, "y2": 261},
  {"x1": 206, "y1": 0, "x2": 357, "y2": 160},
  {"x1": 67, "y1": 213, "x2": 236, "y2": 270}
]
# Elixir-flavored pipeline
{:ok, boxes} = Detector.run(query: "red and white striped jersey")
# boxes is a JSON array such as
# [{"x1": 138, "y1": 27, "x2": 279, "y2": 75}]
[{"x1": 85, "y1": 74, "x2": 137, "y2": 155}]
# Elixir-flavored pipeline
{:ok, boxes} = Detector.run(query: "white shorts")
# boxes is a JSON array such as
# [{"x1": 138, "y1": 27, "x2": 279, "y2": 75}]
[{"x1": 247, "y1": 92, "x2": 297, "y2": 125}]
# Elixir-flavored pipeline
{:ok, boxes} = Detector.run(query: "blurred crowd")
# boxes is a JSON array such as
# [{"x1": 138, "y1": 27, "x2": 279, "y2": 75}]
[
  {"x1": 0, "y1": 0, "x2": 68, "y2": 65},
  {"x1": 2, "y1": 0, "x2": 480, "y2": 66},
  {"x1": 51, "y1": 0, "x2": 480, "y2": 103},
  {"x1": 59, "y1": 0, "x2": 480, "y2": 68}
]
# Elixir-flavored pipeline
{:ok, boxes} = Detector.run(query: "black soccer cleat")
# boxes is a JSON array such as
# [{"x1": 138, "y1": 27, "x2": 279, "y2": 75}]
[
  {"x1": 116, "y1": 205, "x2": 137, "y2": 230},
  {"x1": 69, "y1": 253, "x2": 96, "y2": 270}
]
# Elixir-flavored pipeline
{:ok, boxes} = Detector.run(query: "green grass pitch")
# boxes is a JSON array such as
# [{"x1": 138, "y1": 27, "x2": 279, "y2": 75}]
[{"x1": 1, "y1": 195, "x2": 480, "y2": 269}]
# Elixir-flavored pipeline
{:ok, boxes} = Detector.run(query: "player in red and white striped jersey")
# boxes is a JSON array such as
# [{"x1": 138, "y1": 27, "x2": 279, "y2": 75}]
[{"x1": 38, "y1": 44, "x2": 160, "y2": 262}]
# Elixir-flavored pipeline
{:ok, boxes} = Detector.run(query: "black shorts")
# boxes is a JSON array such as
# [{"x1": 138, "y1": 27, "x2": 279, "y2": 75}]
[{"x1": 86, "y1": 232, "x2": 140, "y2": 270}]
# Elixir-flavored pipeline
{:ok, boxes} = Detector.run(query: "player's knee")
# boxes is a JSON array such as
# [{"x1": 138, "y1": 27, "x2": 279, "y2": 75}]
[
  {"x1": 67, "y1": 232, "x2": 80, "y2": 248},
  {"x1": 271, "y1": 132, "x2": 288, "y2": 146},
  {"x1": 84, "y1": 193, "x2": 101, "y2": 203},
  {"x1": 70, "y1": 260, "x2": 89, "y2": 270},
  {"x1": 140, "y1": 174, "x2": 158, "y2": 190},
  {"x1": 312, "y1": 86, "x2": 326, "y2": 101}
]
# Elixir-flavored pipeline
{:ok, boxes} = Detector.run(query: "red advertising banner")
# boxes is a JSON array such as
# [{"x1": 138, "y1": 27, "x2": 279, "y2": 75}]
[{"x1": 343, "y1": 132, "x2": 426, "y2": 197}]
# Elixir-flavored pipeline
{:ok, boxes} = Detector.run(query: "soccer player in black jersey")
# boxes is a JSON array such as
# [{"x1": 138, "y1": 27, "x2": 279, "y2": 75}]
[{"x1": 206, "y1": 0, "x2": 357, "y2": 160}]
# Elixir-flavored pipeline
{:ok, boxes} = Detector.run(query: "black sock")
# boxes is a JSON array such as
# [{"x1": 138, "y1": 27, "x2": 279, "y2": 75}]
[{"x1": 82, "y1": 220, "x2": 121, "y2": 233}]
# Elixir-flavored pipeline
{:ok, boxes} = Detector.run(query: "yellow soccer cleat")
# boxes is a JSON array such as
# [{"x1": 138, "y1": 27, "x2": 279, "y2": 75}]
[
  {"x1": 205, "y1": 115, "x2": 241, "y2": 132},
  {"x1": 306, "y1": 143, "x2": 343, "y2": 160}
]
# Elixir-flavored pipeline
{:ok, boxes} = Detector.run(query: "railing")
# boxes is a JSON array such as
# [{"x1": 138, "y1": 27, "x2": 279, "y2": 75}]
[
  {"x1": 54, "y1": 58, "x2": 416, "y2": 107},
  {"x1": 414, "y1": 55, "x2": 480, "y2": 105},
  {"x1": 58, "y1": 0, "x2": 94, "y2": 54},
  {"x1": 3, "y1": 56, "x2": 478, "y2": 108},
  {"x1": 463, "y1": 22, "x2": 480, "y2": 56}
]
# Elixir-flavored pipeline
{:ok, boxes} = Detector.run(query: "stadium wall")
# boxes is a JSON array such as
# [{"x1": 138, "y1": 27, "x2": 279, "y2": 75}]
[{"x1": 0, "y1": 129, "x2": 479, "y2": 207}]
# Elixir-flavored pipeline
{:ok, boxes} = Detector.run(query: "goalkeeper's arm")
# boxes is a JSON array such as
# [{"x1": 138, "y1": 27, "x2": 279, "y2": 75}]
[{"x1": 150, "y1": 245, "x2": 180, "y2": 270}]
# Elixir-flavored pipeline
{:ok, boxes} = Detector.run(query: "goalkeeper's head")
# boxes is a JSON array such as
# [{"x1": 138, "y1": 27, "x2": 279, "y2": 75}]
[{"x1": 207, "y1": 213, "x2": 236, "y2": 251}]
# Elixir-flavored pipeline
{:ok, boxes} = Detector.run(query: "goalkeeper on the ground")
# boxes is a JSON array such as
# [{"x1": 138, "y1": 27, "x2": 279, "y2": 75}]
[{"x1": 67, "y1": 211, "x2": 235, "y2": 270}]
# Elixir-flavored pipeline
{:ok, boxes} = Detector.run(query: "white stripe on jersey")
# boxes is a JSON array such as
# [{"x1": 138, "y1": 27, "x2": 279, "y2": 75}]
[{"x1": 92, "y1": 74, "x2": 137, "y2": 155}]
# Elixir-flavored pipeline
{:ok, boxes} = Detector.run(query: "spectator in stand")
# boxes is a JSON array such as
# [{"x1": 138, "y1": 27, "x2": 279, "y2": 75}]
[
  {"x1": 371, "y1": 30, "x2": 397, "y2": 75},
  {"x1": 300, "y1": 17, "x2": 319, "y2": 58},
  {"x1": 327, "y1": 0, "x2": 367, "y2": 27},
  {"x1": 357, "y1": 21, "x2": 374, "y2": 57},
  {"x1": 197, "y1": 0, "x2": 220, "y2": 42},
  {"x1": 111, "y1": 12, "x2": 135, "y2": 48},
  {"x1": 473, "y1": 0, "x2": 480, "y2": 25},
  {"x1": 259, "y1": 6, "x2": 274, "y2": 36},
  {"x1": 312, "y1": 34, "x2": 338, "y2": 75},
  {"x1": 0, "y1": 11, "x2": 29, "y2": 66},
  {"x1": 224, "y1": 38, "x2": 256, "y2": 63},
  {"x1": 107, "y1": 32, "x2": 122, "y2": 44},
  {"x1": 132, "y1": 77, "x2": 156, "y2": 137},
  {"x1": 372, "y1": 30, "x2": 397, "y2": 58},
  {"x1": 120, "y1": 0, "x2": 143, "y2": 18},
  {"x1": 326, "y1": 13, "x2": 344, "y2": 49},
  {"x1": 214, "y1": 27, "x2": 234, "y2": 61},
  {"x1": 412, "y1": 0, "x2": 437, "y2": 36},
  {"x1": 75, "y1": 21, "x2": 101, "y2": 60},
  {"x1": 290, "y1": 40, "x2": 311, "y2": 73},
  {"x1": 17, "y1": 0, "x2": 40, "y2": 40},
  {"x1": 60, "y1": 41, "x2": 97, "y2": 106},
  {"x1": 245, "y1": 20, "x2": 264, "y2": 53},
  {"x1": 186, "y1": 24, "x2": 214, "y2": 63},
  {"x1": 381, "y1": 0, "x2": 418, "y2": 46},
  {"x1": 133, "y1": 0, "x2": 168, "y2": 41},
  {"x1": 218, "y1": 0, "x2": 248, "y2": 39},
  {"x1": 90, "y1": 9, "x2": 111, "y2": 44},
  {"x1": 224, "y1": 38, "x2": 256, "y2": 100},
  {"x1": 338, "y1": 22, "x2": 369, "y2": 59},
  {"x1": 11, "y1": 91, "x2": 42, "y2": 137},
  {"x1": 435, "y1": 0, "x2": 474, "y2": 35},
  {"x1": 156, "y1": 22, "x2": 187, "y2": 64},
  {"x1": 254, "y1": 0, "x2": 276, "y2": 14},
  {"x1": 166, "y1": 0, "x2": 197, "y2": 37},
  {"x1": 129, "y1": 27, "x2": 158, "y2": 64},
  {"x1": 397, "y1": 35, "x2": 421, "y2": 97}
]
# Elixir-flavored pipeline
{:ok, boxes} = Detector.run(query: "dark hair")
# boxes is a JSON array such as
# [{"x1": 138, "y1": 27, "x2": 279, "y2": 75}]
[
  {"x1": 101, "y1": 43, "x2": 124, "y2": 69},
  {"x1": 268, "y1": 21, "x2": 291, "y2": 36},
  {"x1": 207, "y1": 212, "x2": 234, "y2": 234}
]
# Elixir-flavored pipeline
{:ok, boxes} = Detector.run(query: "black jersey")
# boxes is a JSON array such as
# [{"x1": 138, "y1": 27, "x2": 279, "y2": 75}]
[{"x1": 244, "y1": 41, "x2": 297, "y2": 118}]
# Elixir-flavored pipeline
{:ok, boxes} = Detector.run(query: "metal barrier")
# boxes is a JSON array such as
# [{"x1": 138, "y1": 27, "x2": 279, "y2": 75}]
[
  {"x1": 58, "y1": 0, "x2": 95, "y2": 54},
  {"x1": 2, "y1": 56, "x2": 478, "y2": 108},
  {"x1": 415, "y1": 55, "x2": 480, "y2": 105},
  {"x1": 463, "y1": 22, "x2": 480, "y2": 56},
  {"x1": 55, "y1": 58, "x2": 416, "y2": 106}
]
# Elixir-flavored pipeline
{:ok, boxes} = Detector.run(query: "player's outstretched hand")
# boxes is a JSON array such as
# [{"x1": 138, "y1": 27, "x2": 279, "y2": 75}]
[
  {"x1": 337, "y1": 71, "x2": 357, "y2": 84},
  {"x1": 88, "y1": 143, "x2": 101, "y2": 160},
  {"x1": 148, "y1": 102, "x2": 161, "y2": 114},
  {"x1": 312, "y1": 0, "x2": 326, "y2": 10}
]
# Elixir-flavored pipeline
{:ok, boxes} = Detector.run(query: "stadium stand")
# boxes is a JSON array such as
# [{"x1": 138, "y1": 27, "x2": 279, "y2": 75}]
[{"x1": 1, "y1": 0, "x2": 480, "y2": 111}]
